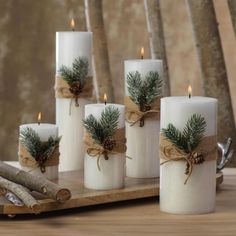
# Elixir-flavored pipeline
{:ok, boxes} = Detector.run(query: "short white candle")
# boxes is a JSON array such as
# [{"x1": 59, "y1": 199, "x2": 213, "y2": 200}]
[
  {"x1": 160, "y1": 96, "x2": 218, "y2": 214},
  {"x1": 84, "y1": 103, "x2": 125, "y2": 190},
  {"x1": 56, "y1": 30, "x2": 93, "y2": 171},
  {"x1": 124, "y1": 59, "x2": 163, "y2": 178},
  {"x1": 19, "y1": 123, "x2": 59, "y2": 180}
]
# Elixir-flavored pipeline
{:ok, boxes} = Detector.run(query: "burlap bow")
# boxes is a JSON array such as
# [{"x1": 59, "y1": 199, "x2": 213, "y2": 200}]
[
  {"x1": 18, "y1": 143, "x2": 60, "y2": 173},
  {"x1": 84, "y1": 128, "x2": 126, "y2": 171},
  {"x1": 55, "y1": 75, "x2": 93, "y2": 114},
  {"x1": 124, "y1": 96, "x2": 160, "y2": 127},
  {"x1": 160, "y1": 133, "x2": 217, "y2": 184}
]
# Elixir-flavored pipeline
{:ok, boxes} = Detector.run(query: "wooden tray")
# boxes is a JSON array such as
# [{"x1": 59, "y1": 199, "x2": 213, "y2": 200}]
[{"x1": 0, "y1": 171, "x2": 223, "y2": 215}]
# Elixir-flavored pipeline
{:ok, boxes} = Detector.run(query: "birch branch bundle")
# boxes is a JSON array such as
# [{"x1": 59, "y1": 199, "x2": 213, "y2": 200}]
[
  {"x1": 0, "y1": 176, "x2": 40, "y2": 213},
  {"x1": 0, "y1": 161, "x2": 71, "y2": 213}
]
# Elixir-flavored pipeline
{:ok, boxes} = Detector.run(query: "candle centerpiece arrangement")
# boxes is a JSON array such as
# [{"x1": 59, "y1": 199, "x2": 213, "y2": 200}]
[
  {"x1": 18, "y1": 113, "x2": 60, "y2": 180},
  {"x1": 55, "y1": 19, "x2": 93, "y2": 172},
  {"x1": 124, "y1": 48, "x2": 163, "y2": 178},
  {"x1": 83, "y1": 98, "x2": 126, "y2": 190},
  {"x1": 160, "y1": 88, "x2": 218, "y2": 214}
]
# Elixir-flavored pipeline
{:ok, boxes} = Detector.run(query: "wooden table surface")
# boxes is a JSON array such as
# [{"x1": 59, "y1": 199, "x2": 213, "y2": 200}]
[{"x1": 0, "y1": 168, "x2": 236, "y2": 236}]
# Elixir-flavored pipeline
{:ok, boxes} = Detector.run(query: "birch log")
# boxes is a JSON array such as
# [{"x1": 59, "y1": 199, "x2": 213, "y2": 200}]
[
  {"x1": 0, "y1": 161, "x2": 71, "y2": 202},
  {"x1": 0, "y1": 176, "x2": 40, "y2": 213},
  {"x1": 228, "y1": 0, "x2": 236, "y2": 35},
  {"x1": 144, "y1": 0, "x2": 170, "y2": 96},
  {"x1": 85, "y1": 0, "x2": 114, "y2": 101},
  {"x1": 187, "y1": 0, "x2": 236, "y2": 166}
]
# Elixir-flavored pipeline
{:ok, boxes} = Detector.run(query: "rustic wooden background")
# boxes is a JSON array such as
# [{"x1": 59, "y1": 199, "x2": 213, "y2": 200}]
[{"x1": 0, "y1": 0, "x2": 235, "y2": 163}]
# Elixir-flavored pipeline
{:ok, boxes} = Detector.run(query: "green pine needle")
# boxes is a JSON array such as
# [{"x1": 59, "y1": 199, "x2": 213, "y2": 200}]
[
  {"x1": 126, "y1": 70, "x2": 162, "y2": 110},
  {"x1": 83, "y1": 106, "x2": 120, "y2": 145},
  {"x1": 183, "y1": 114, "x2": 206, "y2": 152},
  {"x1": 20, "y1": 127, "x2": 61, "y2": 161},
  {"x1": 59, "y1": 56, "x2": 89, "y2": 87},
  {"x1": 162, "y1": 114, "x2": 206, "y2": 153}
]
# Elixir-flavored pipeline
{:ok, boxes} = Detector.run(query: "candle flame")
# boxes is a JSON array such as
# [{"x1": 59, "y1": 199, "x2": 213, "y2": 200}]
[
  {"x1": 38, "y1": 112, "x2": 42, "y2": 125},
  {"x1": 70, "y1": 18, "x2": 75, "y2": 31},
  {"x1": 141, "y1": 47, "x2": 144, "y2": 59},
  {"x1": 188, "y1": 85, "x2": 192, "y2": 99},
  {"x1": 104, "y1": 93, "x2": 107, "y2": 105}
]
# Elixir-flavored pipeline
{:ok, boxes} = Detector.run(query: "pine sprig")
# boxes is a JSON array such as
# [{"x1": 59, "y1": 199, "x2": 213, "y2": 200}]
[
  {"x1": 59, "y1": 56, "x2": 89, "y2": 87},
  {"x1": 127, "y1": 71, "x2": 162, "y2": 111},
  {"x1": 162, "y1": 114, "x2": 206, "y2": 153},
  {"x1": 162, "y1": 124, "x2": 188, "y2": 152},
  {"x1": 183, "y1": 114, "x2": 206, "y2": 152},
  {"x1": 83, "y1": 106, "x2": 120, "y2": 145},
  {"x1": 20, "y1": 127, "x2": 61, "y2": 161}
]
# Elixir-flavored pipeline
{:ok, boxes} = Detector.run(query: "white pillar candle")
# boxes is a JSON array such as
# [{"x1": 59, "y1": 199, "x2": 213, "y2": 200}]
[
  {"x1": 19, "y1": 123, "x2": 59, "y2": 180},
  {"x1": 84, "y1": 104, "x2": 125, "y2": 190},
  {"x1": 56, "y1": 31, "x2": 93, "y2": 171},
  {"x1": 124, "y1": 59, "x2": 163, "y2": 178},
  {"x1": 160, "y1": 96, "x2": 218, "y2": 214}
]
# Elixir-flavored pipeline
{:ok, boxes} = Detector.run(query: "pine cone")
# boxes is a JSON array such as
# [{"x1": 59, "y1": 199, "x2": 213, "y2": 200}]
[
  {"x1": 103, "y1": 138, "x2": 116, "y2": 151},
  {"x1": 69, "y1": 82, "x2": 82, "y2": 96},
  {"x1": 140, "y1": 104, "x2": 151, "y2": 112},
  {"x1": 190, "y1": 152, "x2": 205, "y2": 165}
]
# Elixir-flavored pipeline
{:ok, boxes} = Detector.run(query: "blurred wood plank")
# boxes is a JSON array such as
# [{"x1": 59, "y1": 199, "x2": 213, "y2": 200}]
[
  {"x1": 0, "y1": 0, "x2": 86, "y2": 161},
  {"x1": 228, "y1": 0, "x2": 236, "y2": 35},
  {"x1": 86, "y1": 0, "x2": 114, "y2": 102},
  {"x1": 144, "y1": 0, "x2": 170, "y2": 96},
  {"x1": 187, "y1": 0, "x2": 236, "y2": 166}
]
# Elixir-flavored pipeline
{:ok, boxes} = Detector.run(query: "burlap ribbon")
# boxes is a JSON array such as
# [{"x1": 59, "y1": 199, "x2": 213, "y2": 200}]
[
  {"x1": 124, "y1": 96, "x2": 161, "y2": 127},
  {"x1": 84, "y1": 128, "x2": 127, "y2": 171},
  {"x1": 55, "y1": 75, "x2": 93, "y2": 99},
  {"x1": 160, "y1": 133, "x2": 217, "y2": 184},
  {"x1": 18, "y1": 143, "x2": 59, "y2": 173}
]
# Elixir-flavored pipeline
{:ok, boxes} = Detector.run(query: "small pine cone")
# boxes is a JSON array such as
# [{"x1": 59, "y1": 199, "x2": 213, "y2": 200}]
[
  {"x1": 69, "y1": 82, "x2": 82, "y2": 96},
  {"x1": 144, "y1": 104, "x2": 151, "y2": 112},
  {"x1": 103, "y1": 138, "x2": 116, "y2": 151},
  {"x1": 141, "y1": 104, "x2": 151, "y2": 112},
  {"x1": 190, "y1": 152, "x2": 205, "y2": 165}
]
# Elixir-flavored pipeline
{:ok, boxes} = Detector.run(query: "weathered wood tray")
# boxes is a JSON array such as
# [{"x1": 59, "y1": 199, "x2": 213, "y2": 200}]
[
  {"x1": 0, "y1": 170, "x2": 223, "y2": 215},
  {"x1": 0, "y1": 171, "x2": 159, "y2": 215}
]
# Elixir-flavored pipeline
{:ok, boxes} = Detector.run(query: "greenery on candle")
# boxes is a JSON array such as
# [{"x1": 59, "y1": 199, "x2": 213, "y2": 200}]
[
  {"x1": 162, "y1": 114, "x2": 206, "y2": 153},
  {"x1": 59, "y1": 56, "x2": 89, "y2": 88},
  {"x1": 83, "y1": 106, "x2": 119, "y2": 148},
  {"x1": 126, "y1": 71, "x2": 162, "y2": 112},
  {"x1": 20, "y1": 127, "x2": 61, "y2": 171}
]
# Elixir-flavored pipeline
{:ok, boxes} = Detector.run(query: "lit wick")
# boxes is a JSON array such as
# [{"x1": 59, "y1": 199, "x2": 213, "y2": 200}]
[
  {"x1": 141, "y1": 47, "x2": 144, "y2": 60},
  {"x1": 188, "y1": 85, "x2": 192, "y2": 99},
  {"x1": 70, "y1": 19, "x2": 75, "y2": 31},
  {"x1": 38, "y1": 112, "x2": 42, "y2": 125},
  {"x1": 104, "y1": 93, "x2": 107, "y2": 105}
]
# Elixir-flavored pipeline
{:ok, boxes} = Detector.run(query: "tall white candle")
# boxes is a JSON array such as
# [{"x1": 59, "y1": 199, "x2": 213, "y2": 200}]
[
  {"x1": 124, "y1": 59, "x2": 163, "y2": 178},
  {"x1": 84, "y1": 104, "x2": 125, "y2": 190},
  {"x1": 56, "y1": 31, "x2": 92, "y2": 171},
  {"x1": 19, "y1": 123, "x2": 59, "y2": 180},
  {"x1": 160, "y1": 96, "x2": 218, "y2": 214}
]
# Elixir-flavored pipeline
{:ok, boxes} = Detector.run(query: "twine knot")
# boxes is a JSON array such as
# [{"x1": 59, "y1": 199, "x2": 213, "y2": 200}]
[
  {"x1": 86, "y1": 143, "x2": 125, "y2": 171},
  {"x1": 19, "y1": 144, "x2": 60, "y2": 173},
  {"x1": 124, "y1": 96, "x2": 161, "y2": 127},
  {"x1": 54, "y1": 75, "x2": 93, "y2": 114},
  {"x1": 160, "y1": 134, "x2": 217, "y2": 184},
  {"x1": 69, "y1": 81, "x2": 82, "y2": 107},
  {"x1": 84, "y1": 128, "x2": 126, "y2": 171}
]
